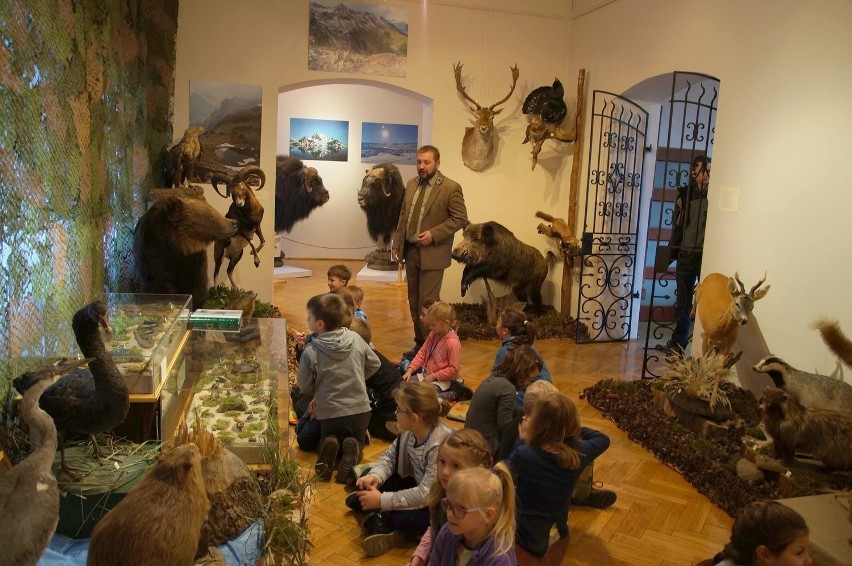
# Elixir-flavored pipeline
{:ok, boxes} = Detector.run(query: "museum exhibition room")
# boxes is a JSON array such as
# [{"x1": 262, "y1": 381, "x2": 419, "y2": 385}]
[{"x1": 1, "y1": 0, "x2": 851, "y2": 564}]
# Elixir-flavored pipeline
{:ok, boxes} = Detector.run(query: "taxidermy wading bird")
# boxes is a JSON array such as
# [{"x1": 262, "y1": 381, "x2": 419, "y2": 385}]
[
  {"x1": 3, "y1": 358, "x2": 93, "y2": 566},
  {"x1": 24, "y1": 301, "x2": 130, "y2": 479}
]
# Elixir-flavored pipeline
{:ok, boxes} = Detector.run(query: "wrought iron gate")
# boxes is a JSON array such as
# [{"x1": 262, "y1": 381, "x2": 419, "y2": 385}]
[
  {"x1": 641, "y1": 72, "x2": 719, "y2": 378},
  {"x1": 575, "y1": 92, "x2": 648, "y2": 343}
]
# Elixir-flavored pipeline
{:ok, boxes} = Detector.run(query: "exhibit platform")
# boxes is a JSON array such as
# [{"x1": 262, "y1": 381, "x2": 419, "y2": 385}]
[
  {"x1": 274, "y1": 265, "x2": 312, "y2": 278},
  {"x1": 356, "y1": 265, "x2": 405, "y2": 283}
]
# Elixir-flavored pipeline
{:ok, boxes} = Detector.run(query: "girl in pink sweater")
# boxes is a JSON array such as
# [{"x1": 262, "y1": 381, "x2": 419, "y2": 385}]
[{"x1": 403, "y1": 302, "x2": 461, "y2": 401}]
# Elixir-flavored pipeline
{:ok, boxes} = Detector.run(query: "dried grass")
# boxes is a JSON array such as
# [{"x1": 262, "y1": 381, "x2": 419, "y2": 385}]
[{"x1": 660, "y1": 350, "x2": 733, "y2": 410}]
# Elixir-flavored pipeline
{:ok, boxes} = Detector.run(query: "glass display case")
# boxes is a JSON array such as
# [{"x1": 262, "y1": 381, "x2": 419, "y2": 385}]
[
  {"x1": 11, "y1": 293, "x2": 192, "y2": 397},
  {"x1": 160, "y1": 318, "x2": 288, "y2": 465}
]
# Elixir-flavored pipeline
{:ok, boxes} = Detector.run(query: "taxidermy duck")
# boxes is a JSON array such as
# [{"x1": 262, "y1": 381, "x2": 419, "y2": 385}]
[
  {"x1": 31, "y1": 301, "x2": 130, "y2": 477},
  {"x1": 2, "y1": 358, "x2": 92, "y2": 566},
  {"x1": 522, "y1": 78, "x2": 568, "y2": 141}
]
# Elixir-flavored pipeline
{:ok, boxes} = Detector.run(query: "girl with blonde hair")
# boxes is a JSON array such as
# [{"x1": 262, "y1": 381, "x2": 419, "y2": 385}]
[
  {"x1": 345, "y1": 382, "x2": 454, "y2": 557},
  {"x1": 404, "y1": 302, "x2": 466, "y2": 401},
  {"x1": 409, "y1": 429, "x2": 493, "y2": 566},
  {"x1": 508, "y1": 392, "x2": 613, "y2": 557},
  {"x1": 428, "y1": 464, "x2": 517, "y2": 565}
]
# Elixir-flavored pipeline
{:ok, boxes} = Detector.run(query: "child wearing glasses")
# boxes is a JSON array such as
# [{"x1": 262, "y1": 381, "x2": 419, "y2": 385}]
[
  {"x1": 507, "y1": 391, "x2": 614, "y2": 557},
  {"x1": 409, "y1": 429, "x2": 493, "y2": 566},
  {"x1": 345, "y1": 381, "x2": 454, "y2": 557},
  {"x1": 428, "y1": 464, "x2": 517, "y2": 565}
]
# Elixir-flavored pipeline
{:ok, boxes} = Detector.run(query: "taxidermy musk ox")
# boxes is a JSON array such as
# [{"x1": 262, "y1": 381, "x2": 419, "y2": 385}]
[
  {"x1": 759, "y1": 385, "x2": 852, "y2": 471},
  {"x1": 452, "y1": 221, "x2": 555, "y2": 312},
  {"x1": 274, "y1": 156, "x2": 330, "y2": 233},
  {"x1": 163, "y1": 126, "x2": 204, "y2": 188},
  {"x1": 357, "y1": 163, "x2": 405, "y2": 248},
  {"x1": 88, "y1": 443, "x2": 210, "y2": 566},
  {"x1": 134, "y1": 195, "x2": 237, "y2": 310}
]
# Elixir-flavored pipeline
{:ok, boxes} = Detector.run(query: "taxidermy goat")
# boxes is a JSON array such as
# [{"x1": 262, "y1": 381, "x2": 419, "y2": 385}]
[
  {"x1": 759, "y1": 385, "x2": 852, "y2": 470},
  {"x1": 16, "y1": 301, "x2": 130, "y2": 478},
  {"x1": 2, "y1": 359, "x2": 92, "y2": 566},
  {"x1": 692, "y1": 272, "x2": 770, "y2": 356},
  {"x1": 453, "y1": 62, "x2": 519, "y2": 171},
  {"x1": 212, "y1": 166, "x2": 267, "y2": 290},
  {"x1": 164, "y1": 126, "x2": 204, "y2": 187}
]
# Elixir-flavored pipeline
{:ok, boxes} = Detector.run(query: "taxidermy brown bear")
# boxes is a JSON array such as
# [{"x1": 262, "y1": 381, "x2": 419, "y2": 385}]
[
  {"x1": 134, "y1": 196, "x2": 237, "y2": 310},
  {"x1": 87, "y1": 443, "x2": 210, "y2": 566}
]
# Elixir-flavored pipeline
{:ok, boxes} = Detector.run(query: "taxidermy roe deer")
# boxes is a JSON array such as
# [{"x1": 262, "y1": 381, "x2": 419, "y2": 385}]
[
  {"x1": 692, "y1": 272, "x2": 770, "y2": 356},
  {"x1": 453, "y1": 62, "x2": 519, "y2": 171}
]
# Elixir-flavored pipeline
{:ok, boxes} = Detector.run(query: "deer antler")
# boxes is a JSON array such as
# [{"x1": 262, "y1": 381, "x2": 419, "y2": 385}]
[
  {"x1": 453, "y1": 62, "x2": 481, "y2": 112},
  {"x1": 488, "y1": 64, "x2": 520, "y2": 112},
  {"x1": 750, "y1": 272, "x2": 767, "y2": 295},
  {"x1": 733, "y1": 271, "x2": 746, "y2": 294}
]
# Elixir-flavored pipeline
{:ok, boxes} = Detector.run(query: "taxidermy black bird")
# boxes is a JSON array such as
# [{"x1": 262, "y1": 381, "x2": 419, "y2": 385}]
[
  {"x1": 3, "y1": 358, "x2": 92, "y2": 565},
  {"x1": 26, "y1": 301, "x2": 130, "y2": 478},
  {"x1": 522, "y1": 78, "x2": 568, "y2": 128}
]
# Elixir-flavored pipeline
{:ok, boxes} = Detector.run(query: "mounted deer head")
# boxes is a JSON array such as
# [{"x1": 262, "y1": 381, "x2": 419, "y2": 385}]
[{"x1": 453, "y1": 62, "x2": 519, "y2": 171}]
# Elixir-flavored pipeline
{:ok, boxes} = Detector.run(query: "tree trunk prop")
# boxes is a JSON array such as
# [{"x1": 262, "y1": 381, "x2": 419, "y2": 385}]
[{"x1": 562, "y1": 68, "x2": 586, "y2": 321}]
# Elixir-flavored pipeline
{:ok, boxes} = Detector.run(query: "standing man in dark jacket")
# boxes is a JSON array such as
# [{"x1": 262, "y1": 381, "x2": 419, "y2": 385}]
[
  {"x1": 392, "y1": 145, "x2": 468, "y2": 358},
  {"x1": 666, "y1": 155, "x2": 711, "y2": 353}
]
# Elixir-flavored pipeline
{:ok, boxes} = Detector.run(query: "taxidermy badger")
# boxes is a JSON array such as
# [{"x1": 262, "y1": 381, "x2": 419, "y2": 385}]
[
  {"x1": 753, "y1": 319, "x2": 852, "y2": 417},
  {"x1": 759, "y1": 386, "x2": 852, "y2": 470}
]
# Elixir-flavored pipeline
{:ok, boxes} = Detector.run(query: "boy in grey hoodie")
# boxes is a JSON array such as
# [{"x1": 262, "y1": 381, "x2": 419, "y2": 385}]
[{"x1": 298, "y1": 293, "x2": 381, "y2": 482}]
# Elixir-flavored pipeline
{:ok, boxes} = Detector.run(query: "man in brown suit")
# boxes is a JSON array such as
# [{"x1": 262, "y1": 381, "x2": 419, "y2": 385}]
[{"x1": 392, "y1": 145, "x2": 468, "y2": 356}]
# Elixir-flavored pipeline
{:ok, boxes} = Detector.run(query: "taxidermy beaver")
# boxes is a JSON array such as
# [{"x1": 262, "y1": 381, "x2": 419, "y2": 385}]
[
  {"x1": 87, "y1": 443, "x2": 210, "y2": 566},
  {"x1": 759, "y1": 386, "x2": 852, "y2": 471}
]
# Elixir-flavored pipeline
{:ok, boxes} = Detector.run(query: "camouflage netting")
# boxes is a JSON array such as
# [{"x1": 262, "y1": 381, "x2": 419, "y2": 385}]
[{"x1": 0, "y1": 0, "x2": 179, "y2": 400}]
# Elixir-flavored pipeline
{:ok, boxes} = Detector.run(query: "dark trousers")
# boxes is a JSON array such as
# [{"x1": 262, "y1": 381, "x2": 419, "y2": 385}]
[
  {"x1": 404, "y1": 246, "x2": 445, "y2": 345},
  {"x1": 353, "y1": 471, "x2": 430, "y2": 536},
  {"x1": 672, "y1": 257, "x2": 701, "y2": 350},
  {"x1": 319, "y1": 411, "x2": 371, "y2": 450}
]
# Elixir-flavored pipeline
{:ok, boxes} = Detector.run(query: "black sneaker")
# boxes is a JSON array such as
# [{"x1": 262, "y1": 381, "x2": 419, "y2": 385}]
[
  {"x1": 316, "y1": 436, "x2": 339, "y2": 481},
  {"x1": 361, "y1": 512, "x2": 405, "y2": 556},
  {"x1": 402, "y1": 344, "x2": 422, "y2": 360},
  {"x1": 336, "y1": 437, "x2": 361, "y2": 484},
  {"x1": 345, "y1": 490, "x2": 363, "y2": 512},
  {"x1": 572, "y1": 488, "x2": 617, "y2": 509}
]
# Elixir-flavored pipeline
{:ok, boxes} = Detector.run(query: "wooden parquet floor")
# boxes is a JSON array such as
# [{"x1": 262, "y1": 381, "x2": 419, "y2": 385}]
[{"x1": 274, "y1": 259, "x2": 732, "y2": 565}]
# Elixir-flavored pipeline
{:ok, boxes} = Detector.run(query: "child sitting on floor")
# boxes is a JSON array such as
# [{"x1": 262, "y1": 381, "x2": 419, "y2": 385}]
[
  {"x1": 409, "y1": 429, "x2": 493, "y2": 566},
  {"x1": 327, "y1": 263, "x2": 351, "y2": 292},
  {"x1": 492, "y1": 308, "x2": 552, "y2": 409},
  {"x1": 297, "y1": 293, "x2": 380, "y2": 483},
  {"x1": 345, "y1": 382, "x2": 454, "y2": 557},
  {"x1": 507, "y1": 391, "x2": 614, "y2": 557},
  {"x1": 428, "y1": 464, "x2": 517, "y2": 565},
  {"x1": 403, "y1": 301, "x2": 466, "y2": 401},
  {"x1": 347, "y1": 285, "x2": 368, "y2": 322}
]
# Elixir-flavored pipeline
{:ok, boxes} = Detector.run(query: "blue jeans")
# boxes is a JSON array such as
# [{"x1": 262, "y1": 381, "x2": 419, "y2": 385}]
[{"x1": 672, "y1": 259, "x2": 700, "y2": 350}]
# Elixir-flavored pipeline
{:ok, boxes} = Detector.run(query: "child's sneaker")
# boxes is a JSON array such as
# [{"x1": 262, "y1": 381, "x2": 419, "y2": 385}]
[
  {"x1": 315, "y1": 436, "x2": 339, "y2": 481},
  {"x1": 336, "y1": 437, "x2": 361, "y2": 484},
  {"x1": 572, "y1": 487, "x2": 617, "y2": 509}
]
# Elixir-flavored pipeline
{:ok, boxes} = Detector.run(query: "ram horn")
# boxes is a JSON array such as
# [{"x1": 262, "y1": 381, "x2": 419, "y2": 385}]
[
  {"x1": 232, "y1": 165, "x2": 266, "y2": 191},
  {"x1": 210, "y1": 173, "x2": 232, "y2": 198}
]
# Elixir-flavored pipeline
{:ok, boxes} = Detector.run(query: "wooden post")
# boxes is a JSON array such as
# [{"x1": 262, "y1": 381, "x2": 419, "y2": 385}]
[{"x1": 562, "y1": 69, "x2": 586, "y2": 321}]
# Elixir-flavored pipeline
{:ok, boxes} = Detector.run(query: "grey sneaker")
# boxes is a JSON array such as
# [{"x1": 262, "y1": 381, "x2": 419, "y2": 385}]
[
  {"x1": 362, "y1": 531, "x2": 406, "y2": 556},
  {"x1": 336, "y1": 437, "x2": 361, "y2": 484},
  {"x1": 316, "y1": 436, "x2": 339, "y2": 481}
]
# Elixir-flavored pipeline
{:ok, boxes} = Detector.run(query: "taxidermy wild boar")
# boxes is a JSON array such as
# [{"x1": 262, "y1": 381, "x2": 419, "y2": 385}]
[{"x1": 452, "y1": 221, "x2": 554, "y2": 312}]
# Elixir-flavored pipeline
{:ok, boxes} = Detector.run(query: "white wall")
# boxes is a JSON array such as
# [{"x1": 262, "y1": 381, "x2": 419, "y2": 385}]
[
  {"x1": 173, "y1": 0, "x2": 574, "y2": 306},
  {"x1": 276, "y1": 81, "x2": 427, "y2": 259},
  {"x1": 569, "y1": 0, "x2": 852, "y2": 382}
]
